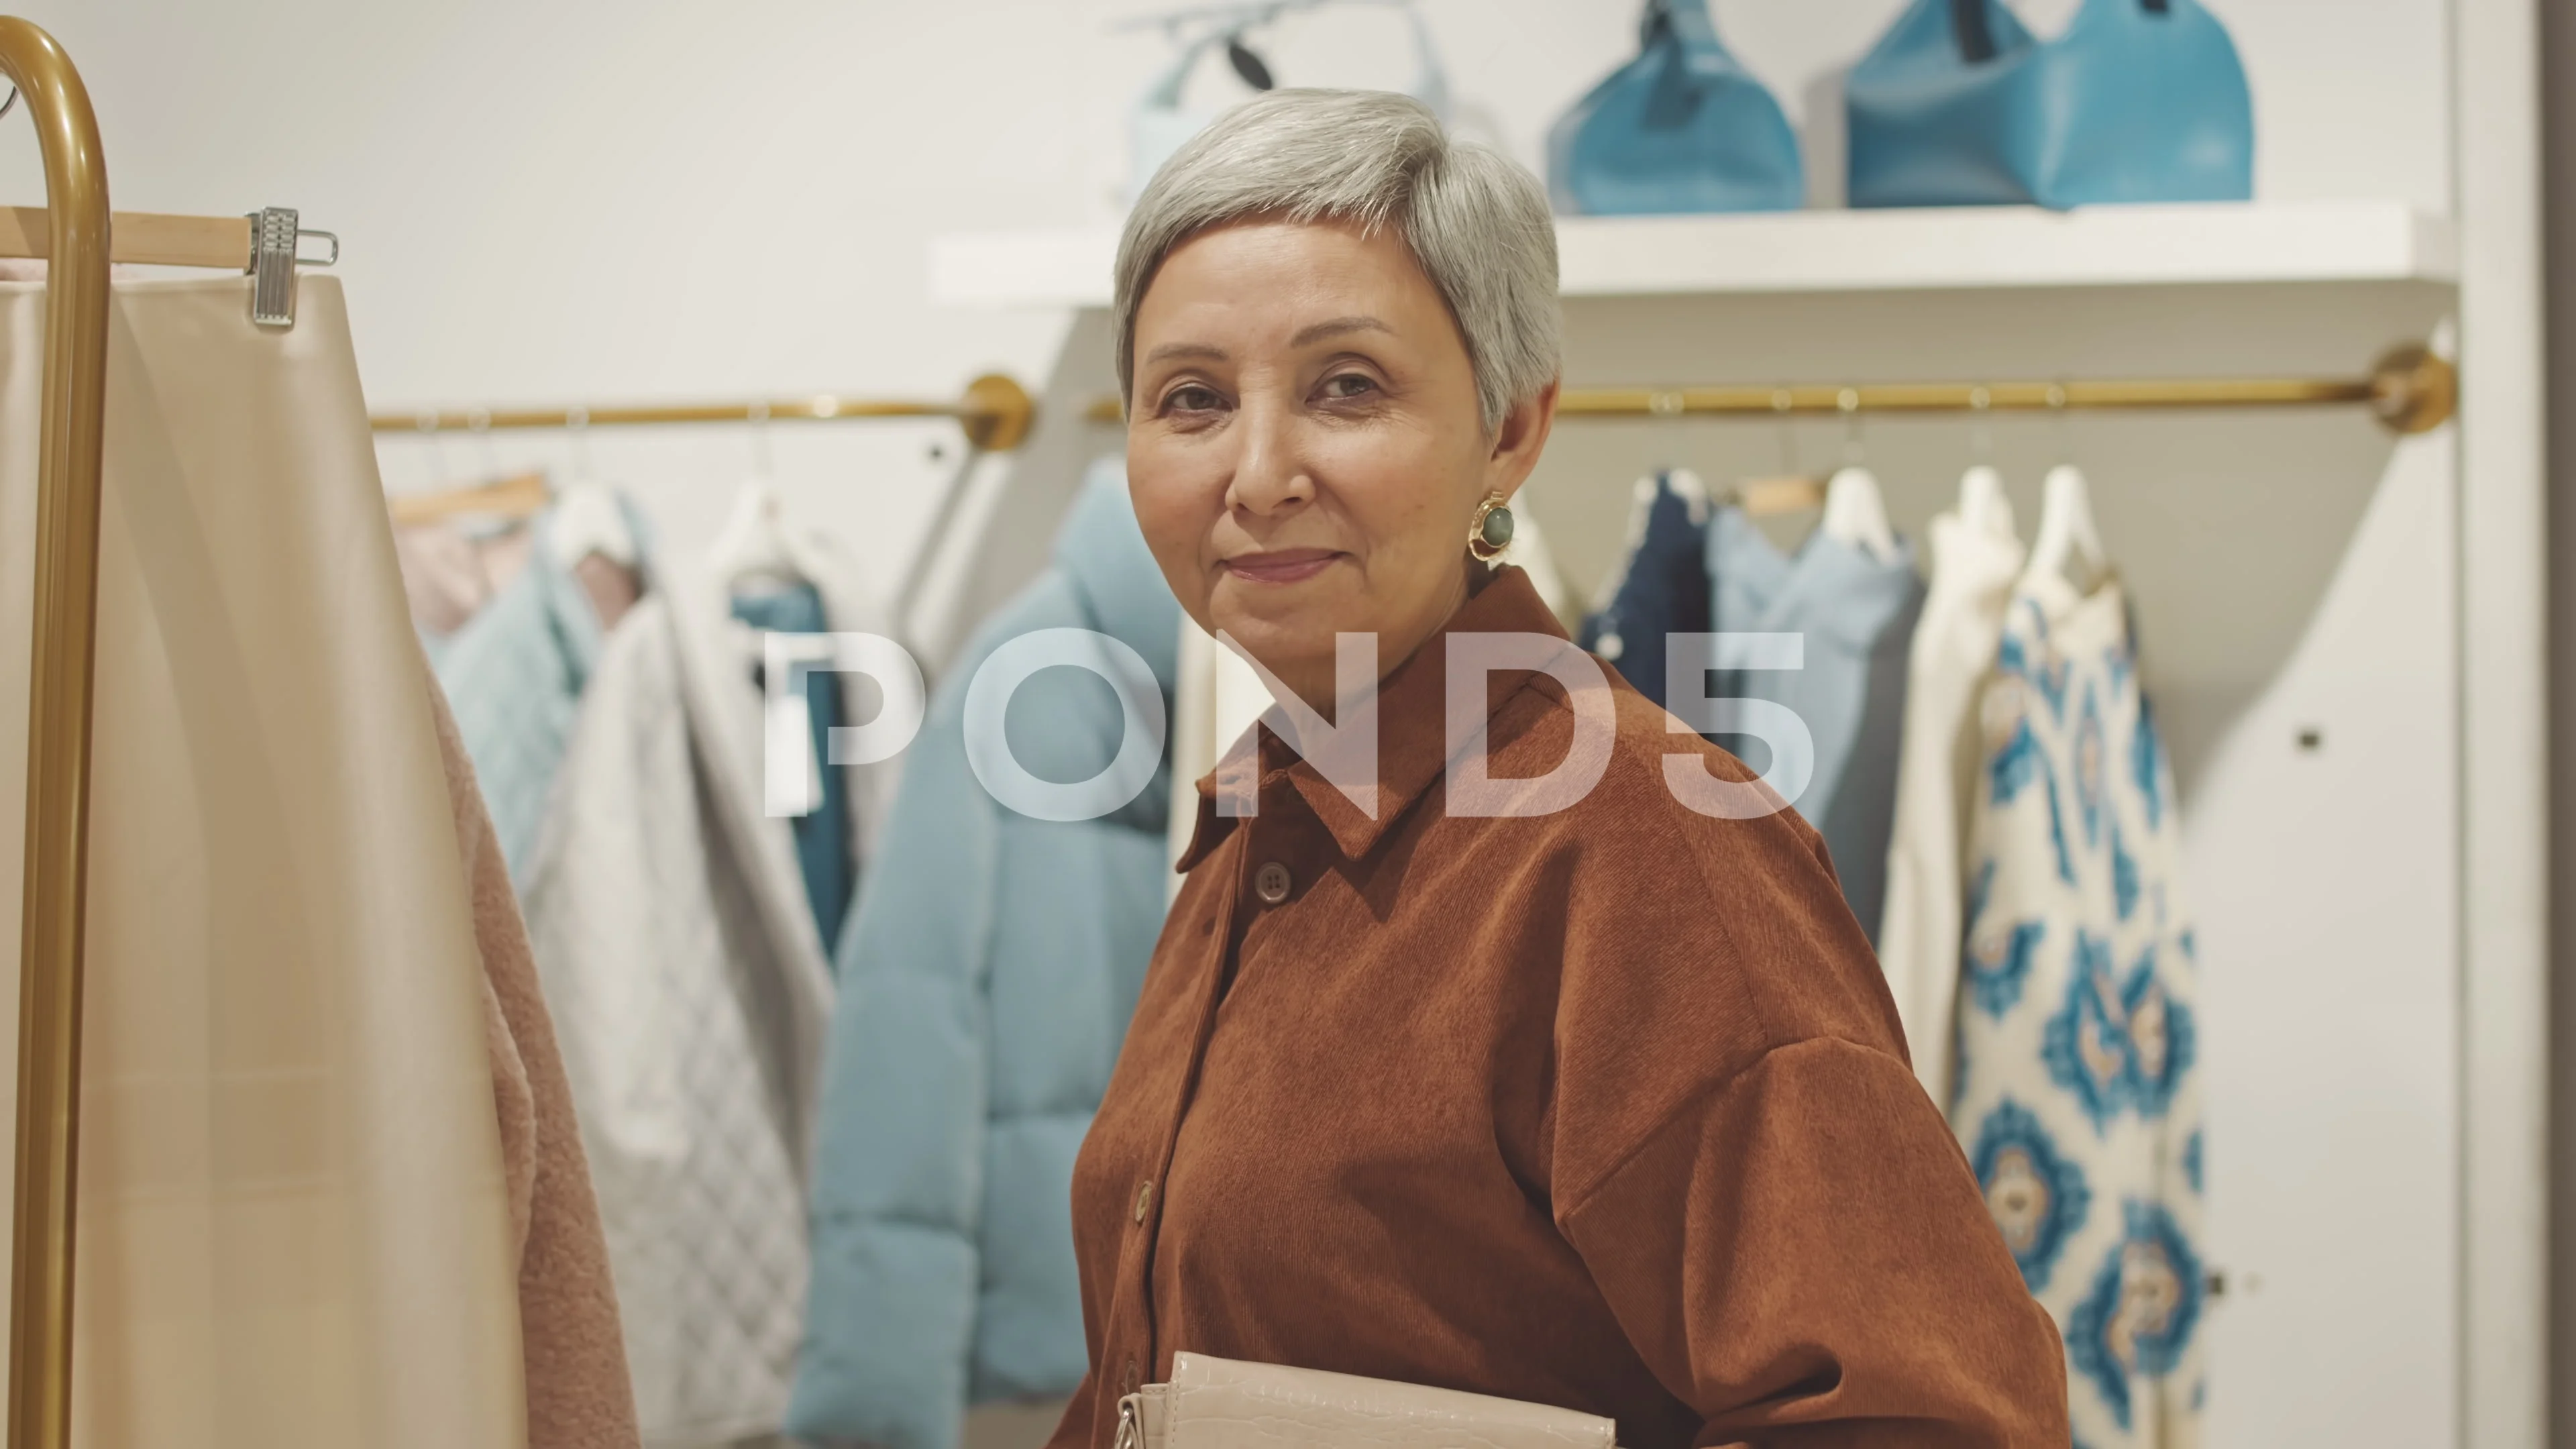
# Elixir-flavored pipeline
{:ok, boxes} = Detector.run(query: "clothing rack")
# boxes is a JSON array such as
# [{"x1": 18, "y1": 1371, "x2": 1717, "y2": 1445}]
[
  {"x1": 372, "y1": 372, "x2": 1039, "y2": 453},
  {"x1": 0, "y1": 19, "x2": 332, "y2": 1448},
  {"x1": 1084, "y1": 343, "x2": 2459, "y2": 434}
]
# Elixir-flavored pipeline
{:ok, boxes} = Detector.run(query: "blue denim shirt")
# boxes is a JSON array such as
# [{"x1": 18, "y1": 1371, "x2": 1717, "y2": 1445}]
[{"x1": 1706, "y1": 505, "x2": 1923, "y2": 943}]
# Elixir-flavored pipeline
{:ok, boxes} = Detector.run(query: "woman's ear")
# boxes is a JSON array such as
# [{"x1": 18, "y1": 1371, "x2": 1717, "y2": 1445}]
[{"x1": 1485, "y1": 379, "x2": 1560, "y2": 501}]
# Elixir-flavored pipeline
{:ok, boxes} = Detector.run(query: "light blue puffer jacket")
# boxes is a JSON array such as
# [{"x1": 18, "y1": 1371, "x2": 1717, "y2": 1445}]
[{"x1": 788, "y1": 461, "x2": 1176, "y2": 1449}]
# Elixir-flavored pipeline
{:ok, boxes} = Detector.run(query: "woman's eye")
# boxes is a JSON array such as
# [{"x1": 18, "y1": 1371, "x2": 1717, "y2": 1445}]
[
  {"x1": 1320, "y1": 373, "x2": 1378, "y2": 401},
  {"x1": 1163, "y1": 384, "x2": 1223, "y2": 413}
]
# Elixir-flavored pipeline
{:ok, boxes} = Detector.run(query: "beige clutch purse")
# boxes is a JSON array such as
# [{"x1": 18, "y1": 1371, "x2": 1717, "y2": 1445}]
[{"x1": 1114, "y1": 1352, "x2": 1617, "y2": 1449}]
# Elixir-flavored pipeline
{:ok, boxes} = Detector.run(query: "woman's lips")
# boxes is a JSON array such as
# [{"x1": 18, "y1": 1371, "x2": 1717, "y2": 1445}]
[{"x1": 1222, "y1": 549, "x2": 1340, "y2": 585}]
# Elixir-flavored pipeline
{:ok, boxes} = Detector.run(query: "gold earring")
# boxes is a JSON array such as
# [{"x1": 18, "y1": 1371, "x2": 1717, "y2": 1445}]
[{"x1": 1468, "y1": 492, "x2": 1514, "y2": 562}]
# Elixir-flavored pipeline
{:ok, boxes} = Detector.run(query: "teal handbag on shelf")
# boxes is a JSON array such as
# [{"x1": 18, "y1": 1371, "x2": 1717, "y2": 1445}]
[
  {"x1": 1845, "y1": 0, "x2": 2254, "y2": 209},
  {"x1": 1546, "y1": 0, "x2": 1803, "y2": 216}
]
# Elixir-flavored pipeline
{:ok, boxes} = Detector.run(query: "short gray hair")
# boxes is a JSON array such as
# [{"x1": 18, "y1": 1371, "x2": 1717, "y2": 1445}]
[{"x1": 1114, "y1": 89, "x2": 1560, "y2": 435}]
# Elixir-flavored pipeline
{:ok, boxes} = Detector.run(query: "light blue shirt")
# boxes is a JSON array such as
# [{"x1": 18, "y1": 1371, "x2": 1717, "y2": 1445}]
[
  {"x1": 433, "y1": 512, "x2": 619, "y2": 883},
  {"x1": 1706, "y1": 506, "x2": 1924, "y2": 943}
]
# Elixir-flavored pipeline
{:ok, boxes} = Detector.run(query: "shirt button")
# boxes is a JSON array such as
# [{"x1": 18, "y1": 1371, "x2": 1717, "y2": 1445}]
[
  {"x1": 1122, "y1": 1355, "x2": 1141, "y2": 1394},
  {"x1": 1132, "y1": 1179, "x2": 1154, "y2": 1223},
  {"x1": 1254, "y1": 861, "x2": 1292, "y2": 905}
]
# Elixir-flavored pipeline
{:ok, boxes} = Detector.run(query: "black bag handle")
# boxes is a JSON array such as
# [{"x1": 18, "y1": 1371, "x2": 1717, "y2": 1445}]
[
  {"x1": 1640, "y1": 0, "x2": 1724, "y2": 55},
  {"x1": 1949, "y1": 0, "x2": 1999, "y2": 61}
]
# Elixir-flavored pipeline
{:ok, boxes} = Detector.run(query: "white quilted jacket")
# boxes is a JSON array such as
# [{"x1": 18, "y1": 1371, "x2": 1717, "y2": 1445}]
[{"x1": 521, "y1": 560, "x2": 882, "y2": 1448}]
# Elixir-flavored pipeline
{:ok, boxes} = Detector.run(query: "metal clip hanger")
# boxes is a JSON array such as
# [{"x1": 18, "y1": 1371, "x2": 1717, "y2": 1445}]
[{"x1": 246, "y1": 206, "x2": 338, "y2": 328}]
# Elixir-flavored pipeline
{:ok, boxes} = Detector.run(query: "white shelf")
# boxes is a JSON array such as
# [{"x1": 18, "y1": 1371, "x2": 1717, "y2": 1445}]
[{"x1": 930, "y1": 201, "x2": 2455, "y2": 309}]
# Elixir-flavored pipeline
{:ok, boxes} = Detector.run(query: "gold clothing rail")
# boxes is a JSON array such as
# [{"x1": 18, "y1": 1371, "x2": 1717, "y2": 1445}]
[
  {"x1": 1085, "y1": 344, "x2": 2459, "y2": 435},
  {"x1": 0, "y1": 21, "x2": 111, "y2": 1449},
  {"x1": 373, "y1": 372, "x2": 1040, "y2": 453}
]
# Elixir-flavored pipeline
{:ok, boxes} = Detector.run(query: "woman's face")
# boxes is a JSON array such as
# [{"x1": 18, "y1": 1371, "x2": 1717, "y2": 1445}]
[{"x1": 1126, "y1": 218, "x2": 1555, "y2": 711}]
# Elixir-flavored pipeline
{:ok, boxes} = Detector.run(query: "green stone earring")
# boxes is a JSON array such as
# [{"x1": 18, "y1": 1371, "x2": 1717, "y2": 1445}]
[{"x1": 1468, "y1": 493, "x2": 1514, "y2": 562}]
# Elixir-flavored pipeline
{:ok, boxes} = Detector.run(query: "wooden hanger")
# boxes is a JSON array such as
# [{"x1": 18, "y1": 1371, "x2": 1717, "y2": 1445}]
[
  {"x1": 0, "y1": 205, "x2": 337, "y2": 327},
  {"x1": 0, "y1": 207, "x2": 256, "y2": 268},
  {"x1": 1730, "y1": 474, "x2": 1827, "y2": 518},
  {"x1": 387, "y1": 469, "x2": 549, "y2": 529}
]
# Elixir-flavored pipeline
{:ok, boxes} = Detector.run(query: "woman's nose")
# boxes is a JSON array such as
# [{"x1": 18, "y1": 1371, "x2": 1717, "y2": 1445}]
[{"x1": 1226, "y1": 399, "x2": 1314, "y2": 517}]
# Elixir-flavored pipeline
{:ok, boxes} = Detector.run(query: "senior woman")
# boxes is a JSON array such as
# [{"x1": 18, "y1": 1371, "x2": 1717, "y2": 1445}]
[{"x1": 1051, "y1": 90, "x2": 2066, "y2": 1448}]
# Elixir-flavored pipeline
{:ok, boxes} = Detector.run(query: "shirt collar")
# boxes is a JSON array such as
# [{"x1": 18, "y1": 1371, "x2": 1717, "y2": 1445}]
[{"x1": 1177, "y1": 565, "x2": 1568, "y2": 870}]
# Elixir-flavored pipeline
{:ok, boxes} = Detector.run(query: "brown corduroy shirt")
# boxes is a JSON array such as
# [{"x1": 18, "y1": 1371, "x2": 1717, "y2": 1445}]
[{"x1": 1047, "y1": 567, "x2": 2067, "y2": 1449}]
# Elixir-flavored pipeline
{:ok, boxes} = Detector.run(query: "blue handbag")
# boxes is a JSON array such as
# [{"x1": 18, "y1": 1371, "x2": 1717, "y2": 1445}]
[
  {"x1": 1846, "y1": 0, "x2": 2253, "y2": 209},
  {"x1": 1547, "y1": 0, "x2": 1803, "y2": 216}
]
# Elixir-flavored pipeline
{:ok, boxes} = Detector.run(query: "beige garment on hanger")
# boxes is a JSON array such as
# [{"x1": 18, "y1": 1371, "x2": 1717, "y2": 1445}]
[{"x1": 0, "y1": 276, "x2": 527, "y2": 1447}]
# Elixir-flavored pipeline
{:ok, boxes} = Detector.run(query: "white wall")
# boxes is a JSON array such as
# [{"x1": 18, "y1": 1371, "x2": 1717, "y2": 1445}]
[
  {"x1": 0, "y1": 0, "x2": 2452, "y2": 593},
  {"x1": 0, "y1": 2, "x2": 2477, "y2": 1446}
]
